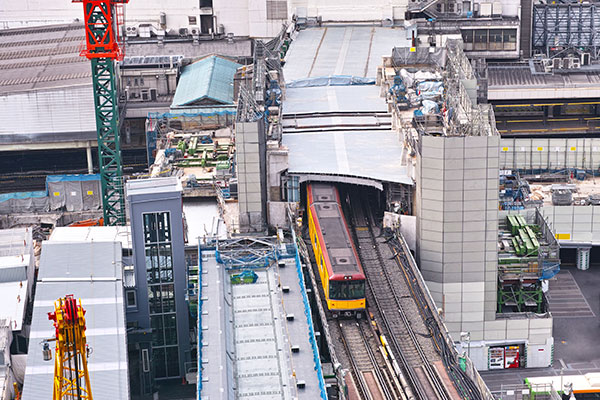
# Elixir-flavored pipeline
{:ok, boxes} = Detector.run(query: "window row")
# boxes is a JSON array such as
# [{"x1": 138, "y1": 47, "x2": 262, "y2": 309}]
[{"x1": 462, "y1": 29, "x2": 517, "y2": 51}]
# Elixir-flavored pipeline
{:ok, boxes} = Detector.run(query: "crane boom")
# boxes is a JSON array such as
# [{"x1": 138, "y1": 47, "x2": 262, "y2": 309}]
[
  {"x1": 73, "y1": 0, "x2": 130, "y2": 226},
  {"x1": 48, "y1": 295, "x2": 93, "y2": 400}
]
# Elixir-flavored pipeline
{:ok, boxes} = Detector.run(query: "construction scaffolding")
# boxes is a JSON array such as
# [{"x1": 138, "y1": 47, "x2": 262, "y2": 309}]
[
  {"x1": 215, "y1": 237, "x2": 278, "y2": 270},
  {"x1": 532, "y1": 2, "x2": 600, "y2": 58}
]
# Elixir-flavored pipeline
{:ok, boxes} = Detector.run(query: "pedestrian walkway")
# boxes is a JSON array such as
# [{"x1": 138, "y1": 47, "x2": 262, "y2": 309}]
[{"x1": 546, "y1": 270, "x2": 595, "y2": 318}]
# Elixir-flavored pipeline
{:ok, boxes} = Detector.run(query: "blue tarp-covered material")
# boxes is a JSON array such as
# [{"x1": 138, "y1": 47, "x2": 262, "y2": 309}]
[
  {"x1": 286, "y1": 75, "x2": 376, "y2": 88},
  {"x1": 416, "y1": 81, "x2": 444, "y2": 100},
  {"x1": 0, "y1": 191, "x2": 48, "y2": 213},
  {"x1": 171, "y1": 55, "x2": 242, "y2": 107},
  {"x1": 46, "y1": 174, "x2": 100, "y2": 183},
  {"x1": 46, "y1": 175, "x2": 101, "y2": 212}
]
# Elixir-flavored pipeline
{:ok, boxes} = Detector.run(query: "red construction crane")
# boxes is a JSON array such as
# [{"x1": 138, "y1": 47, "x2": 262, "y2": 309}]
[{"x1": 72, "y1": 0, "x2": 130, "y2": 226}]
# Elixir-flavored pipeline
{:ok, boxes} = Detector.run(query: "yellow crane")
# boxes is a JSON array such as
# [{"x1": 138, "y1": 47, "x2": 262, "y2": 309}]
[{"x1": 47, "y1": 295, "x2": 93, "y2": 400}]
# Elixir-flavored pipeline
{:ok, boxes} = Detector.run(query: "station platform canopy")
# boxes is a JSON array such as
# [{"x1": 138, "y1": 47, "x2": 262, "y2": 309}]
[{"x1": 281, "y1": 26, "x2": 413, "y2": 188}]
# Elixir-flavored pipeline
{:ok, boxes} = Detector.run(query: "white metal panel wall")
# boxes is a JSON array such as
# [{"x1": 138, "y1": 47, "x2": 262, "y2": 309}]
[
  {"x1": 0, "y1": 86, "x2": 95, "y2": 136},
  {"x1": 540, "y1": 206, "x2": 600, "y2": 244},
  {"x1": 500, "y1": 138, "x2": 600, "y2": 171}
]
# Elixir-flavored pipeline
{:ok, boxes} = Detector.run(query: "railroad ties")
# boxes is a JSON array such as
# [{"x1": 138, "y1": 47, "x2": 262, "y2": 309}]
[{"x1": 349, "y1": 192, "x2": 452, "y2": 400}]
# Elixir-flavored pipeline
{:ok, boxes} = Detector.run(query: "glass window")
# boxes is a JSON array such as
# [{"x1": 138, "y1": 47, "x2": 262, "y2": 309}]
[
  {"x1": 126, "y1": 290, "x2": 137, "y2": 308},
  {"x1": 157, "y1": 212, "x2": 171, "y2": 242},
  {"x1": 159, "y1": 244, "x2": 173, "y2": 282},
  {"x1": 165, "y1": 347, "x2": 180, "y2": 377},
  {"x1": 163, "y1": 314, "x2": 178, "y2": 345},
  {"x1": 161, "y1": 284, "x2": 176, "y2": 313},
  {"x1": 503, "y1": 29, "x2": 517, "y2": 51},
  {"x1": 474, "y1": 30, "x2": 488, "y2": 51},
  {"x1": 329, "y1": 280, "x2": 366, "y2": 300},
  {"x1": 145, "y1": 246, "x2": 159, "y2": 284},
  {"x1": 149, "y1": 286, "x2": 162, "y2": 314},
  {"x1": 462, "y1": 30, "x2": 474, "y2": 51},
  {"x1": 143, "y1": 213, "x2": 157, "y2": 244},
  {"x1": 461, "y1": 29, "x2": 473, "y2": 43},
  {"x1": 151, "y1": 315, "x2": 164, "y2": 346},
  {"x1": 152, "y1": 347, "x2": 166, "y2": 378},
  {"x1": 489, "y1": 29, "x2": 503, "y2": 50}
]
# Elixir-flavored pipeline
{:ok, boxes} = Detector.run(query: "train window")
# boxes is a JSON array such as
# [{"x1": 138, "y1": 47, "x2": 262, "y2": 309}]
[{"x1": 329, "y1": 280, "x2": 365, "y2": 300}]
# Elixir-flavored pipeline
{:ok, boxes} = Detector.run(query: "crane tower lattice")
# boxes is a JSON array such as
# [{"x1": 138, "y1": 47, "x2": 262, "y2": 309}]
[{"x1": 73, "y1": 0, "x2": 130, "y2": 226}]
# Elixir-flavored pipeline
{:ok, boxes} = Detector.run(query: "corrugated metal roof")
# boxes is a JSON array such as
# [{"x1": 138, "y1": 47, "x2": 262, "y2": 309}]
[
  {"x1": 283, "y1": 26, "x2": 411, "y2": 82},
  {"x1": 283, "y1": 130, "x2": 412, "y2": 185},
  {"x1": 22, "y1": 241, "x2": 128, "y2": 400},
  {"x1": 171, "y1": 55, "x2": 241, "y2": 107},
  {"x1": 0, "y1": 24, "x2": 89, "y2": 95},
  {"x1": 488, "y1": 65, "x2": 600, "y2": 88}
]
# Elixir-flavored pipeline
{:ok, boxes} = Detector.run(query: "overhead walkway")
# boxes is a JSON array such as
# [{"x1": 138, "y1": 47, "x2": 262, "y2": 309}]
[{"x1": 197, "y1": 237, "x2": 325, "y2": 399}]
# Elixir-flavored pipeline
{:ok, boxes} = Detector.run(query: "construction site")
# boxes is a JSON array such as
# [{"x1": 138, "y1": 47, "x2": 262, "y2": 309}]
[{"x1": 2, "y1": 0, "x2": 600, "y2": 399}]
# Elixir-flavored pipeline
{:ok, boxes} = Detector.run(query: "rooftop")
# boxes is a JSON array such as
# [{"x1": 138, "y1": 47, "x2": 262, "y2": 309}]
[
  {"x1": 0, "y1": 228, "x2": 34, "y2": 332},
  {"x1": 172, "y1": 55, "x2": 241, "y2": 108},
  {"x1": 0, "y1": 23, "x2": 89, "y2": 95},
  {"x1": 488, "y1": 63, "x2": 600, "y2": 100},
  {"x1": 199, "y1": 241, "x2": 324, "y2": 399},
  {"x1": 284, "y1": 26, "x2": 411, "y2": 82},
  {"x1": 280, "y1": 27, "x2": 412, "y2": 187},
  {"x1": 22, "y1": 241, "x2": 128, "y2": 400},
  {"x1": 49, "y1": 226, "x2": 131, "y2": 250},
  {"x1": 126, "y1": 176, "x2": 182, "y2": 198}
]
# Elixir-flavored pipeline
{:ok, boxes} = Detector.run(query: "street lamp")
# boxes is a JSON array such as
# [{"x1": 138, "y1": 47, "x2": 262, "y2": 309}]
[{"x1": 460, "y1": 331, "x2": 471, "y2": 358}]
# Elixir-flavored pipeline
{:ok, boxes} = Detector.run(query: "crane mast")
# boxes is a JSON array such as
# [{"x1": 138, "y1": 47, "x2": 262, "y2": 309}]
[
  {"x1": 48, "y1": 295, "x2": 93, "y2": 400},
  {"x1": 73, "y1": 0, "x2": 129, "y2": 226}
]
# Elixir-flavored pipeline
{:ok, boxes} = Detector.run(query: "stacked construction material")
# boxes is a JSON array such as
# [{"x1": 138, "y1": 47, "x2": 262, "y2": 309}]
[{"x1": 506, "y1": 215, "x2": 539, "y2": 257}]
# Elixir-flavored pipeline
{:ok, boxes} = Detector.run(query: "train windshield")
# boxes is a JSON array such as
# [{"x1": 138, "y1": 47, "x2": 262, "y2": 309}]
[{"x1": 329, "y1": 280, "x2": 365, "y2": 300}]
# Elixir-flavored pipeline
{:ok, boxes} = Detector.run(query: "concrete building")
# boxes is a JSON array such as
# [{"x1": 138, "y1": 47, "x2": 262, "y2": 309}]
[
  {"x1": 22, "y1": 240, "x2": 129, "y2": 400},
  {"x1": 387, "y1": 40, "x2": 554, "y2": 370},
  {"x1": 125, "y1": 177, "x2": 191, "y2": 394}
]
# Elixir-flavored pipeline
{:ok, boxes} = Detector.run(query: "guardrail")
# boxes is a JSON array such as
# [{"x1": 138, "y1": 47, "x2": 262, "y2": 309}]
[{"x1": 289, "y1": 226, "x2": 328, "y2": 399}]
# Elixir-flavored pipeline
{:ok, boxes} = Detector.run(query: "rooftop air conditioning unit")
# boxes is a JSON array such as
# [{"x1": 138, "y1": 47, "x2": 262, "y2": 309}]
[
  {"x1": 492, "y1": 1, "x2": 502, "y2": 16},
  {"x1": 190, "y1": 26, "x2": 200, "y2": 38},
  {"x1": 138, "y1": 24, "x2": 152, "y2": 38},
  {"x1": 480, "y1": 2, "x2": 492, "y2": 17},
  {"x1": 571, "y1": 57, "x2": 581, "y2": 69},
  {"x1": 552, "y1": 57, "x2": 562, "y2": 70},
  {"x1": 125, "y1": 25, "x2": 138, "y2": 37},
  {"x1": 582, "y1": 53, "x2": 591, "y2": 66},
  {"x1": 179, "y1": 27, "x2": 189, "y2": 36}
]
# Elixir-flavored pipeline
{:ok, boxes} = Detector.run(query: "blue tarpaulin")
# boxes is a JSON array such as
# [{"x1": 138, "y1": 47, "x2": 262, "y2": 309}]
[
  {"x1": 287, "y1": 75, "x2": 376, "y2": 88},
  {"x1": 0, "y1": 191, "x2": 47, "y2": 203},
  {"x1": 46, "y1": 174, "x2": 100, "y2": 183}
]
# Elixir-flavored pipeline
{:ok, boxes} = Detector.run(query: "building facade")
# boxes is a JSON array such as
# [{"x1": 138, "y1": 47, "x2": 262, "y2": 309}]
[{"x1": 126, "y1": 177, "x2": 191, "y2": 392}]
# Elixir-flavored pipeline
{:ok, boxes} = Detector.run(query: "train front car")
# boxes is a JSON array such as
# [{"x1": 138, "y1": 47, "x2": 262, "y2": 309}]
[{"x1": 307, "y1": 183, "x2": 366, "y2": 318}]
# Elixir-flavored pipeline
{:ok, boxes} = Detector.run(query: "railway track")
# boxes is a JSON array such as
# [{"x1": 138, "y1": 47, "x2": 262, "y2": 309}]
[
  {"x1": 349, "y1": 192, "x2": 451, "y2": 400},
  {"x1": 338, "y1": 319, "x2": 400, "y2": 400}
]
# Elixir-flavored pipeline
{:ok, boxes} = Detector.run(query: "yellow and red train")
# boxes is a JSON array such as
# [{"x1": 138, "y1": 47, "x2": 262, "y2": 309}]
[{"x1": 307, "y1": 183, "x2": 366, "y2": 318}]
